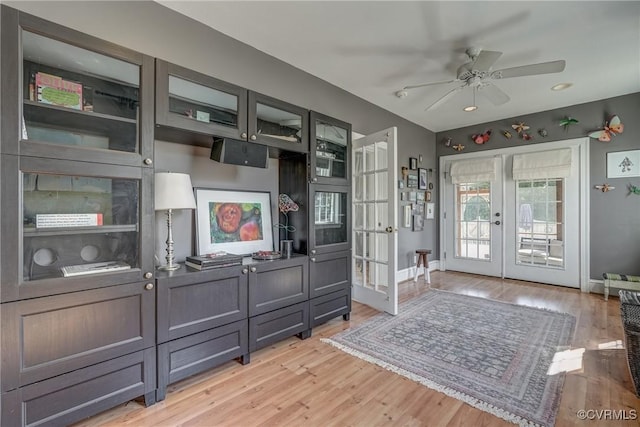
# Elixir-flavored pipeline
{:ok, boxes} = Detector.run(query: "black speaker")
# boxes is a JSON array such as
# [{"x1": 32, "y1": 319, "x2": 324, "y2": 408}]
[{"x1": 210, "y1": 137, "x2": 269, "y2": 168}]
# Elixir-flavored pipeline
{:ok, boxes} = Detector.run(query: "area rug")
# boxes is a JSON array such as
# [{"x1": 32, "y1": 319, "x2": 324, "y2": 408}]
[{"x1": 322, "y1": 290, "x2": 576, "y2": 427}]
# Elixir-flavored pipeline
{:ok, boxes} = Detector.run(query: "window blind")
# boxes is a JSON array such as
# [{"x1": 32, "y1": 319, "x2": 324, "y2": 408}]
[
  {"x1": 449, "y1": 157, "x2": 497, "y2": 184},
  {"x1": 512, "y1": 148, "x2": 572, "y2": 180}
]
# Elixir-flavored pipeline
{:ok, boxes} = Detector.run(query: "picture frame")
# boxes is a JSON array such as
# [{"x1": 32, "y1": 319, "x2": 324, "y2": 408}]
[
  {"x1": 412, "y1": 214, "x2": 424, "y2": 231},
  {"x1": 426, "y1": 202, "x2": 435, "y2": 220},
  {"x1": 426, "y1": 191, "x2": 432, "y2": 202},
  {"x1": 607, "y1": 150, "x2": 640, "y2": 178},
  {"x1": 194, "y1": 188, "x2": 274, "y2": 255},
  {"x1": 407, "y1": 174, "x2": 418, "y2": 188},
  {"x1": 409, "y1": 157, "x2": 418, "y2": 170},
  {"x1": 403, "y1": 205, "x2": 412, "y2": 228},
  {"x1": 418, "y1": 168, "x2": 428, "y2": 190}
]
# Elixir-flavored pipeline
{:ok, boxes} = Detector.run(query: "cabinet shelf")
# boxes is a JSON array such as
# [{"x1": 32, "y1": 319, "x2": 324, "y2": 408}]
[{"x1": 24, "y1": 224, "x2": 138, "y2": 237}]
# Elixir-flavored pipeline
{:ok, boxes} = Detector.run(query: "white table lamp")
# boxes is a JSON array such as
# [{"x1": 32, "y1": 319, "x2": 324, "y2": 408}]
[{"x1": 155, "y1": 172, "x2": 196, "y2": 271}]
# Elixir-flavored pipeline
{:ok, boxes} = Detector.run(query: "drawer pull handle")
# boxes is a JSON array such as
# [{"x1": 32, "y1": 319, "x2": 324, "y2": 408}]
[
  {"x1": 310, "y1": 258, "x2": 316, "y2": 262},
  {"x1": 144, "y1": 272, "x2": 153, "y2": 279},
  {"x1": 144, "y1": 283, "x2": 154, "y2": 290},
  {"x1": 242, "y1": 268, "x2": 249, "y2": 274},
  {"x1": 250, "y1": 266, "x2": 257, "y2": 273}
]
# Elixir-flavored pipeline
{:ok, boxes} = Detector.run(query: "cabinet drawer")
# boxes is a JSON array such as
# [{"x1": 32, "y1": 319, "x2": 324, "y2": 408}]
[
  {"x1": 1, "y1": 282, "x2": 154, "y2": 391},
  {"x1": 309, "y1": 250, "x2": 350, "y2": 298},
  {"x1": 1, "y1": 348, "x2": 155, "y2": 427},
  {"x1": 249, "y1": 301, "x2": 309, "y2": 352},
  {"x1": 249, "y1": 257, "x2": 308, "y2": 316},
  {"x1": 310, "y1": 288, "x2": 351, "y2": 327},
  {"x1": 157, "y1": 319, "x2": 248, "y2": 401},
  {"x1": 156, "y1": 266, "x2": 248, "y2": 343}
]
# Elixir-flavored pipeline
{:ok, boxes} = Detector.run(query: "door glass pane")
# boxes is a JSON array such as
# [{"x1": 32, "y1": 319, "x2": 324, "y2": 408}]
[
  {"x1": 364, "y1": 146, "x2": 375, "y2": 172},
  {"x1": 375, "y1": 234, "x2": 388, "y2": 262},
  {"x1": 377, "y1": 171, "x2": 388, "y2": 199},
  {"x1": 314, "y1": 191, "x2": 347, "y2": 246},
  {"x1": 366, "y1": 204, "x2": 376, "y2": 230},
  {"x1": 375, "y1": 141, "x2": 388, "y2": 169},
  {"x1": 256, "y1": 102, "x2": 302, "y2": 143},
  {"x1": 354, "y1": 203, "x2": 364, "y2": 229},
  {"x1": 168, "y1": 75, "x2": 238, "y2": 127},
  {"x1": 315, "y1": 119, "x2": 347, "y2": 179},
  {"x1": 23, "y1": 173, "x2": 139, "y2": 281},
  {"x1": 22, "y1": 31, "x2": 139, "y2": 153},
  {"x1": 454, "y1": 182, "x2": 491, "y2": 260},
  {"x1": 365, "y1": 174, "x2": 375, "y2": 201},
  {"x1": 376, "y1": 202, "x2": 388, "y2": 231},
  {"x1": 516, "y1": 178, "x2": 564, "y2": 267},
  {"x1": 355, "y1": 231, "x2": 364, "y2": 257}
]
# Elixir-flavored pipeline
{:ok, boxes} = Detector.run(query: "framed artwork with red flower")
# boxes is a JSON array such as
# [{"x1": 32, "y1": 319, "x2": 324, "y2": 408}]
[{"x1": 194, "y1": 188, "x2": 273, "y2": 255}]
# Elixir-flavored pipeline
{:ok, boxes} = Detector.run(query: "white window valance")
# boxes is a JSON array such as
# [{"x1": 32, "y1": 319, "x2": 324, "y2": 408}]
[
  {"x1": 450, "y1": 157, "x2": 497, "y2": 184},
  {"x1": 512, "y1": 148, "x2": 572, "y2": 180}
]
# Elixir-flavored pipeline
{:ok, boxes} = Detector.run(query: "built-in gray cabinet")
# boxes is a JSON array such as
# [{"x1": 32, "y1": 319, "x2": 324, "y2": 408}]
[
  {"x1": 0, "y1": 6, "x2": 157, "y2": 426},
  {"x1": 155, "y1": 59, "x2": 309, "y2": 153},
  {"x1": 310, "y1": 111, "x2": 351, "y2": 186}
]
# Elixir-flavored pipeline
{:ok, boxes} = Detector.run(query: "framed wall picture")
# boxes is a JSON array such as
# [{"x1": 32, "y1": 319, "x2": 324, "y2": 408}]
[
  {"x1": 607, "y1": 150, "x2": 640, "y2": 178},
  {"x1": 409, "y1": 157, "x2": 418, "y2": 170},
  {"x1": 412, "y1": 214, "x2": 424, "y2": 231},
  {"x1": 418, "y1": 168, "x2": 428, "y2": 189},
  {"x1": 194, "y1": 188, "x2": 274, "y2": 255},
  {"x1": 403, "y1": 205, "x2": 412, "y2": 228},
  {"x1": 407, "y1": 174, "x2": 418, "y2": 188},
  {"x1": 426, "y1": 202, "x2": 435, "y2": 220}
]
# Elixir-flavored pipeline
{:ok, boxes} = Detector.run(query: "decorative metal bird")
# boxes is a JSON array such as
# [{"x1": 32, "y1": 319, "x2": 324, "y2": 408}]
[
  {"x1": 512, "y1": 122, "x2": 530, "y2": 134},
  {"x1": 452, "y1": 144, "x2": 465, "y2": 152},
  {"x1": 502, "y1": 130, "x2": 513, "y2": 139},
  {"x1": 629, "y1": 184, "x2": 640, "y2": 195},
  {"x1": 595, "y1": 184, "x2": 615, "y2": 192}
]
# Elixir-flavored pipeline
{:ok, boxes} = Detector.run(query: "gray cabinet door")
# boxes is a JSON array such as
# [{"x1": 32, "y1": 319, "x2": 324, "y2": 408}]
[
  {"x1": 309, "y1": 249, "x2": 351, "y2": 298},
  {"x1": 310, "y1": 287, "x2": 351, "y2": 327},
  {"x1": 1, "y1": 348, "x2": 155, "y2": 427},
  {"x1": 249, "y1": 301, "x2": 310, "y2": 352},
  {"x1": 156, "y1": 265, "x2": 248, "y2": 343},
  {"x1": 1, "y1": 282, "x2": 155, "y2": 392},
  {"x1": 248, "y1": 256, "x2": 308, "y2": 316},
  {"x1": 309, "y1": 111, "x2": 351, "y2": 186}
]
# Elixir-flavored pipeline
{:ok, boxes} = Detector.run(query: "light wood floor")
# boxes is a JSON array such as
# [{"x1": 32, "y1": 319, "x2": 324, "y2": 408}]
[{"x1": 74, "y1": 271, "x2": 640, "y2": 426}]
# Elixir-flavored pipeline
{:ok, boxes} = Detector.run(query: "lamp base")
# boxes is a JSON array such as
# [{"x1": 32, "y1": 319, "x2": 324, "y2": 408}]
[{"x1": 158, "y1": 263, "x2": 181, "y2": 271}]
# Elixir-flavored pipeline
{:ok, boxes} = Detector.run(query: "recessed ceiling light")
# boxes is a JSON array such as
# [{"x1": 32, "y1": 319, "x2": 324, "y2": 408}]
[
  {"x1": 551, "y1": 83, "x2": 572, "y2": 91},
  {"x1": 463, "y1": 105, "x2": 478, "y2": 112}
]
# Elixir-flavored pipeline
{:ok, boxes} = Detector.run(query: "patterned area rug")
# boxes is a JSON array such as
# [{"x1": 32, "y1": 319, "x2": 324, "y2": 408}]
[{"x1": 322, "y1": 290, "x2": 576, "y2": 427}]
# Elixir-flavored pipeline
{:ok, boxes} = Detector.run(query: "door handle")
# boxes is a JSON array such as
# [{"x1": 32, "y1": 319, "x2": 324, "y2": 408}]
[
  {"x1": 385, "y1": 226, "x2": 393, "y2": 233},
  {"x1": 493, "y1": 220, "x2": 501, "y2": 225}
]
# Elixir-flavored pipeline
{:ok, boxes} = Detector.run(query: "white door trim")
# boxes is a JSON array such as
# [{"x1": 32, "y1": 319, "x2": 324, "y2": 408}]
[{"x1": 439, "y1": 138, "x2": 590, "y2": 292}]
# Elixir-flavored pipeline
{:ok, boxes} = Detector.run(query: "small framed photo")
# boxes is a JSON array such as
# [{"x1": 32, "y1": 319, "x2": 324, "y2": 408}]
[
  {"x1": 407, "y1": 174, "x2": 418, "y2": 188},
  {"x1": 409, "y1": 157, "x2": 418, "y2": 170},
  {"x1": 607, "y1": 150, "x2": 640, "y2": 178},
  {"x1": 425, "y1": 191, "x2": 432, "y2": 202},
  {"x1": 413, "y1": 202, "x2": 425, "y2": 216},
  {"x1": 426, "y1": 203, "x2": 435, "y2": 220},
  {"x1": 400, "y1": 192, "x2": 408, "y2": 201},
  {"x1": 418, "y1": 168, "x2": 427, "y2": 190},
  {"x1": 403, "y1": 205, "x2": 412, "y2": 228},
  {"x1": 398, "y1": 180, "x2": 404, "y2": 189},
  {"x1": 416, "y1": 191, "x2": 425, "y2": 202},
  {"x1": 412, "y1": 214, "x2": 424, "y2": 231},
  {"x1": 409, "y1": 191, "x2": 417, "y2": 202}
]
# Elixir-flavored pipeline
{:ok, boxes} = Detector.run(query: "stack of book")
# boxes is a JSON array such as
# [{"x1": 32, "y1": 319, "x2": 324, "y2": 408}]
[{"x1": 185, "y1": 252, "x2": 243, "y2": 270}]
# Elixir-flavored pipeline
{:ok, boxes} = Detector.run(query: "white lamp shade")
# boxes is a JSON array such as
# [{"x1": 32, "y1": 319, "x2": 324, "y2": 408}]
[{"x1": 154, "y1": 172, "x2": 197, "y2": 211}]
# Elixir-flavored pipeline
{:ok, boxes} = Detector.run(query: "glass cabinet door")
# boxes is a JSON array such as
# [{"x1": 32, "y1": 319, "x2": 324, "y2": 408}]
[
  {"x1": 1, "y1": 156, "x2": 152, "y2": 302},
  {"x1": 4, "y1": 9, "x2": 154, "y2": 166},
  {"x1": 155, "y1": 60, "x2": 248, "y2": 144},
  {"x1": 309, "y1": 185, "x2": 350, "y2": 254},
  {"x1": 310, "y1": 111, "x2": 351, "y2": 185},
  {"x1": 248, "y1": 91, "x2": 309, "y2": 153}
]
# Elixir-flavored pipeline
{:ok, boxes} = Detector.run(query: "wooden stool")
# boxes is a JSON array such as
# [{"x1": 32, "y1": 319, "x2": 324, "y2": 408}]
[{"x1": 414, "y1": 249, "x2": 431, "y2": 283}]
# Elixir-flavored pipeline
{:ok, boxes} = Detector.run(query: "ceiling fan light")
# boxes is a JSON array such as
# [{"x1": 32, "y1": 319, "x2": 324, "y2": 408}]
[
  {"x1": 463, "y1": 105, "x2": 478, "y2": 112},
  {"x1": 551, "y1": 83, "x2": 572, "y2": 91}
]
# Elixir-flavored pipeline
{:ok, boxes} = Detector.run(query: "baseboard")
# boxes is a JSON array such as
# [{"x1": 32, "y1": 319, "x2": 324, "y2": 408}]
[{"x1": 397, "y1": 260, "x2": 440, "y2": 283}]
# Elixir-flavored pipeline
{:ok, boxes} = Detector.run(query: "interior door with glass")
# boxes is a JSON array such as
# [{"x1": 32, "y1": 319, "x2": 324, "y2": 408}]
[
  {"x1": 443, "y1": 156, "x2": 503, "y2": 277},
  {"x1": 352, "y1": 127, "x2": 398, "y2": 315}
]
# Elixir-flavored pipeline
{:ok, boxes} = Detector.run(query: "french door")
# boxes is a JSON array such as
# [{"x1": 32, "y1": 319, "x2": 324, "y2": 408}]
[
  {"x1": 352, "y1": 127, "x2": 398, "y2": 315},
  {"x1": 441, "y1": 139, "x2": 588, "y2": 289}
]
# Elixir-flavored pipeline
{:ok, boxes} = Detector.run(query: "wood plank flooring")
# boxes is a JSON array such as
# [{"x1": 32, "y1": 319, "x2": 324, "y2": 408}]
[{"x1": 73, "y1": 271, "x2": 640, "y2": 426}]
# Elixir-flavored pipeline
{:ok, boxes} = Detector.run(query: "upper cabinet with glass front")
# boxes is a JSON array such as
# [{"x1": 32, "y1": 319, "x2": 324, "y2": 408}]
[
  {"x1": 310, "y1": 111, "x2": 351, "y2": 185},
  {"x1": 0, "y1": 7, "x2": 154, "y2": 167},
  {"x1": 155, "y1": 60, "x2": 309, "y2": 153}
]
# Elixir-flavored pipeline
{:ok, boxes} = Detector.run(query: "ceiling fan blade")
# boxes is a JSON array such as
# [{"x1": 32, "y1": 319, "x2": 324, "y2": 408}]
[
  {"x1": 477, "y1": 83, "x2": 510, "y2": 105},
  {"x1": 470, "y1": 50, "x2": 502, "y2": 72},
  {"x1": 425, "y1": 86, "x2": 464, "y2": 111},
  {"x1": 491, "y1": 60, "x2": 566, "y2": 79},
  {"x1": 403, "y1": 79, "x2": 458, "y2": 90}
]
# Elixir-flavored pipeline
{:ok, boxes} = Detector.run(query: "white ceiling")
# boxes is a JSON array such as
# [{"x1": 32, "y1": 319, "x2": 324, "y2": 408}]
[{"x1": 158, "y1": 1, "x2": 640, "y2": 133}]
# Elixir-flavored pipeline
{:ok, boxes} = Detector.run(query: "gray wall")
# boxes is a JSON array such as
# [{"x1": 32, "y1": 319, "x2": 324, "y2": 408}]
[
  {"x1": 436, "y1": 92, "x2": 640, "y2": 279},
  {"x1": 8, "y1": 1, "x2": 436, "y2": 270}
]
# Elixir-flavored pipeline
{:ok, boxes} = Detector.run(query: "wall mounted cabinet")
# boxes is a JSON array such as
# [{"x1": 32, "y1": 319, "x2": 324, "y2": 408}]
[
  {"x1": 0, "y1": 7, "x2": 154, "y2": 167},
  {"x1": 309, "y1": 184, "x2": 351, "y2": 255},
  {"x1": 310, "y1": 111, "x2": 351, "y2": 185},
  {"x1": 155, "y1": 59, "x2": 309, "y2": 154}
]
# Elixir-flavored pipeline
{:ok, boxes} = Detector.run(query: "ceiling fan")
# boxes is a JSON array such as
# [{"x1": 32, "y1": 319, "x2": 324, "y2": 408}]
[{"x1": 396, "y1": 47, "x2": 566, "y2": 111}]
